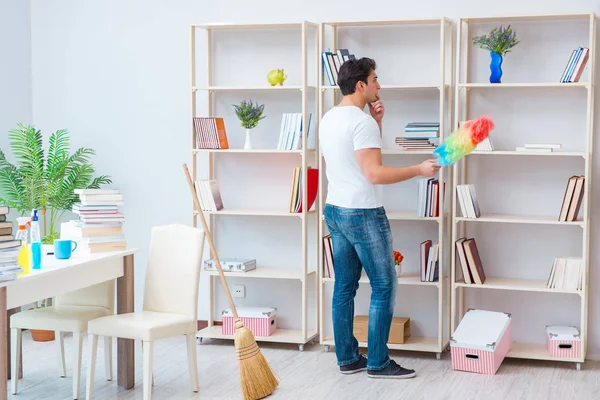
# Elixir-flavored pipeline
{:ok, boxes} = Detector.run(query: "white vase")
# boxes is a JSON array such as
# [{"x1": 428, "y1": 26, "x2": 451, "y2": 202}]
[
  {"x1": 395, "y1": 262, "x2": 402, "y2": 277},
  {"x1": 244, "y1": 128, "x2": 252, "y2": 149}
]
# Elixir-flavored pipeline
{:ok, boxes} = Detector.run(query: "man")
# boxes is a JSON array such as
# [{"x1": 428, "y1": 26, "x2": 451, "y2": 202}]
[{"x1": 319, "y1": 57, "x2": 440, "y2": 379}]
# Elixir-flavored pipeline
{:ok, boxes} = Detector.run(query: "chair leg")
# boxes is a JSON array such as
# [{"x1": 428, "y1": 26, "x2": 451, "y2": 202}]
[
  {"x1": 186, "y1": 333, "x2": 199, "y2": 392},
  {"x1": 85, "y1": 334, "x2": 98, "y2": 400},
  {"x1": 56, "y1": 331, "x2": 66, "y2": 377},
  {"x1": 73, "y1": 331, "x2": 83, "y2": 399},
  {"x1": 104, "y1": 336, "x2": 113, "y2": 381},
  {"x1": 143, "y1": 341, "x2": 154, "y2": 400},
  {"x1": 11, "y1": 328, "x2": 21, "y2": 395}
]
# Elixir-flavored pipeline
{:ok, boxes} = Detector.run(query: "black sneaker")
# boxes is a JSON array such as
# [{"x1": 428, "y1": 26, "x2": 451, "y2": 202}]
[
  {"x1": 367, "y1": 360, "x2": 416, "y2": 379},
  {"x1": 340, "y1": 354, "x2": 368, "y2": 374}
]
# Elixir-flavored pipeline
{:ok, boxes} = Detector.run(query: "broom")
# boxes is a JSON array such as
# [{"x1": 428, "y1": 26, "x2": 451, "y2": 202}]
[{"x1": 183, "y1": 163, "x2": 279, "y2": 400}]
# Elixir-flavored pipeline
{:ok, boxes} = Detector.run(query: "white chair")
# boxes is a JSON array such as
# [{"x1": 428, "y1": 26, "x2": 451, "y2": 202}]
[
  {"x1": 10, "y1": 280, "x2": 115, "y2": 399},
  {"x1": 86, "y1": 224, "x2": 205, "y2": 400}
]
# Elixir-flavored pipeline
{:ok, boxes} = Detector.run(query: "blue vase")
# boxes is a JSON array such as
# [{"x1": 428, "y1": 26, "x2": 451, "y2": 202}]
[{"x1": 489, "y1": 52, "x2": 503, "y2": 83}]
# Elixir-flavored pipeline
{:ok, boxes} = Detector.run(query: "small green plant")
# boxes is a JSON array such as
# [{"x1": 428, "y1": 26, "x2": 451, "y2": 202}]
[
  {"x1": 0, "y1": 124, "x2": 112, "y2": 243},
  {"x1": 472, "y1": 25, "x2": 520, "y2": 56},
  {"x1": 232, "y1": 99, "x2": 266, "y2": 129}
]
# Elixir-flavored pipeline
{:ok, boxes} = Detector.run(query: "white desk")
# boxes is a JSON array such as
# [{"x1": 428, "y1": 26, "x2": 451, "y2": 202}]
[{"x1": 0, "y1": 247, "x2": 140, "y2": 399}]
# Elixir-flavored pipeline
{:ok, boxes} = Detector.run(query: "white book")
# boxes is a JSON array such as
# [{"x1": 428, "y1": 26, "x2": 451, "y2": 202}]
[{"x1": 523, "y1": 143, "x2": 562, "y2": 149}]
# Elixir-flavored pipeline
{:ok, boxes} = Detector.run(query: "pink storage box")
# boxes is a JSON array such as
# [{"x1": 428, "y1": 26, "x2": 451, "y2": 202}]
[
  {"x1": 546, "y1": 325, "x2": 581, "y2": 359},
  {"x1": 222, "y1": 307, "x2": 277, "y2": 337},
  {"x1": 450, "y1": 309, "x2": 512, "y2": 375}
]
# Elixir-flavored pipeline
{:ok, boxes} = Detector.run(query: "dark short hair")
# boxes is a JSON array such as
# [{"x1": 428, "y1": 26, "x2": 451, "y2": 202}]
[{"x1": 337, "y1": 57, "x2": 377, "y2": 96}]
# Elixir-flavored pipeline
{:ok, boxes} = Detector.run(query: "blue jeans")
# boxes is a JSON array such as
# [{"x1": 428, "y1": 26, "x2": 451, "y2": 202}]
[{"x1": 324, "y1": 203, "x2": 396, "y2": 371}]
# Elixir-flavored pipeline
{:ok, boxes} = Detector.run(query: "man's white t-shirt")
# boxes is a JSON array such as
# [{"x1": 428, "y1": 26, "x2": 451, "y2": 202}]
[{"x1": 319, "y1": 105, "x2": 383, "y2": 209}]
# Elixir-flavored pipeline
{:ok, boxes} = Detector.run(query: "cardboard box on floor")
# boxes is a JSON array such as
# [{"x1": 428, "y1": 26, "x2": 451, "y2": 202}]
[{"x1": 353, "y1": 316, "x2": 410, "y2": 344}]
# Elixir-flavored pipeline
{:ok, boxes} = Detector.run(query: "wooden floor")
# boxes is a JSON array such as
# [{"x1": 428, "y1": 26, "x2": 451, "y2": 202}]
[{"x1": 9, "y1": 330, "x2": 600, "y2": 400}]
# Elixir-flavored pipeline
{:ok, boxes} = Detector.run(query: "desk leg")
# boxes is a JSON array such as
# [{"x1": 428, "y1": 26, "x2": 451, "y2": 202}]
[
  {"x1": 117, "y1": 255, "x2": 134, "y2": 389},
  {"x1": 6, "y1": 307, "x2": 22, "y2": 380},
  {"x1": 0, "y1": 287, "x2": 7, "y2": 400}
]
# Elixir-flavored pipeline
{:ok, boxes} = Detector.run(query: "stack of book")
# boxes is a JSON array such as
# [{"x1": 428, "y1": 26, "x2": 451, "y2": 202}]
[
  {"x1": 194, "y1": 180, "x2": 224, "y2": 211},
  {"x1": 516, "y1": 143, "x2": 560, "y2": 153},
  {"x1": 558, "y1": 175, "x2": 584, "y2": 222},
  {"x1": 323, "y1": 234, "x2": 334, "y2": 279},
  {"x1": 456, "y1": 184, "x2": 481, "y2": 218},
  {"x1": 395, "y1": 122, "x2": 439, "y2": 151},
  {"x1": 62, "y1": 188, "x2": 126, "y2": 253},
  {"x1": 416, "y1": 178, "x2": 443, "y2": 217},
  {"x1": 0, "y1": 205, "x2": 22, "y2": 281},
  {"x1": 560, "y1": 47, "x2": 589, "y2": 83},
  {"x1": 420, "y1": 240, "x2": 439, "y2": 282},
  {"x1": 289, "y1": 167, "x2": 318, "y2": 213},
  {"x1": 547, "y1": 257, "x2": 582, "y2": 291},
  {"x1": 193, "y1": 117, "x2": 229, "y2": 149},
  {"x1": 277, "y1": 112, "x2": 313, "y2": 151},
  {"x1": 321, "y1": 48, "x2": 356, "y2": 86},
  {"x1": 455, "y1": 237, "x2": 486, "y2": 285}
]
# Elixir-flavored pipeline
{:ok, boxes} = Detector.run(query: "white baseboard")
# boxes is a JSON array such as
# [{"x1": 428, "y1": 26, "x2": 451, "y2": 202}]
[{"x1": 586, "y1": 354, "x2": 600, "y2": 361}]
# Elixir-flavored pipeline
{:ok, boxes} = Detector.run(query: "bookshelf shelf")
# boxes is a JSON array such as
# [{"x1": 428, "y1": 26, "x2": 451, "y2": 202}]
[
  {"x1": 451, "y1": 12, "x2": 596, "y2": 369},
  {"x1": 468, "y1": 151, "x2": 587, "y2": 157},
  {"x1": 322, "y1": 335, "x2": 448, "y2": 354},
  {"x1": 322, "y1": 273, "x2": 447, "y2": 287},
  {"x1": 198, "y1": 326, "x2": 318, "y2": 344},
  {"x1": 192, "y1": 21, "x2": 320, "y2": 350},
  {"x1": 455, "y1": 213, "x2": 585, "y2": 227},
  {"x1": 507, "y1": 342, "x2": 584, "y2": 363},
  {"x1": 321, "y1": 84, "x2": 448, "y2": 90},
  {"x1": 454, "y1": 277, "x2": 582, "y2": 295},
  {"x1": 205, "y1": 267, "x2": 316, "y2": 281},
  {"x1": 459, "y1": 82, "x2": 590, "y2": 89},
  {"x1": 197, "y1": 208, "x2": 315, "y2": 217},
  {"x1": 194, "y1": 85, "x2": 318, "y2": 92},
  {"x1": 317, "y1": 18, "x2": 454, "y2": 359}
]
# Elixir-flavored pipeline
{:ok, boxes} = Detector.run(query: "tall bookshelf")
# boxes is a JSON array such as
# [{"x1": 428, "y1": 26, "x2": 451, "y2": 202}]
[
  {"x1": 317, "y1": 18, "x2": 455, "y2": 359},
  {"x1": 191, "y1": 21, "x2": 320, "y2": 351},
  {"x1": 451, "y1": 13, "x2": 596, "y2": 369}
]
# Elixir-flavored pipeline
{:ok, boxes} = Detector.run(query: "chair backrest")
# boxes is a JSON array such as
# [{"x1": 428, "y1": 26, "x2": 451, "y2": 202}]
[
  {"x1": 55, "y1": 280, "x2": 115, "y2": 311},
  {"x1": 142, "y1": 224, "x2": 205, "y2": 321}
]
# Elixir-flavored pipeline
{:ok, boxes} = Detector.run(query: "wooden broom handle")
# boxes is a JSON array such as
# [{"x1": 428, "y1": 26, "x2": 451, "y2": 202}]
[{"x1": 183, "y1": 163, "x2": 239, "y2": 320}]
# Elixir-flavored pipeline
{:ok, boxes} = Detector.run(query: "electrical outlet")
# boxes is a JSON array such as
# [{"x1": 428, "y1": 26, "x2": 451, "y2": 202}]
[{"x1": 232, "y1": 284, "x2": 245, "y2": 298}]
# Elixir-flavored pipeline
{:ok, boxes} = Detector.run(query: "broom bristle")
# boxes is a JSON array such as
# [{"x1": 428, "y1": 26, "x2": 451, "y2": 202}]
[{"x1": 234, "y1": 319, "x2": 279, "y2": 400}]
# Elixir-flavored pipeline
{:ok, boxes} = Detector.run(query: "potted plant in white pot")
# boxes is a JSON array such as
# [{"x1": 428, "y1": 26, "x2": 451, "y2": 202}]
[
  {"x1": 0, "y1": 123, "x2": 112, "y2": 341},
  {"x1": 232, "y1": 99, "x2": 266, "y2": 150}
]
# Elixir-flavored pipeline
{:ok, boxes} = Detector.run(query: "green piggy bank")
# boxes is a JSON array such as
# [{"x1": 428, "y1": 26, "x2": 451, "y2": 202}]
[{"x1": 267, "y1": 68, "x2": 287, "y2": 86}]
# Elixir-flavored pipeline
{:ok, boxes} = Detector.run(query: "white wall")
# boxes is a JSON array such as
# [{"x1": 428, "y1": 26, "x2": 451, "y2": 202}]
[
  {"x1": 28, "y1": 0, "x2": 600, "y2": 356},
  {"x1": 0, "y1": 0, "x2": 32, "y2": 158}
]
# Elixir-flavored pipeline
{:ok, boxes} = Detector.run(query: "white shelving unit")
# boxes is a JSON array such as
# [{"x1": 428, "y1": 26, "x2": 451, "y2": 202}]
[
  {"x1": 317, "y1": 18, "x2": 455, "y2": 359},
  {"x1": 451, "y1": 12, "x2": 596, "y2": 369},
  {"x1": 191, "y1": 21, "x2": 320, "y2": 351}
]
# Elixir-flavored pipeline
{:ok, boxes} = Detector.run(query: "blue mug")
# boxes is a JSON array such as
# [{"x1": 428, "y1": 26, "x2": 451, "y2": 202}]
[{"x1": 54, "y1": 239, "x2": 78, "y2": 259}]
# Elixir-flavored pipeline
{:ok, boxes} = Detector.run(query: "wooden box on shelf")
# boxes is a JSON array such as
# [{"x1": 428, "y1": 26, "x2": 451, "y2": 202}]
[
  {"x1": 450, "y1": 309, "x2": 511, "y2": 375},
  {"x1": 353, "y1": 315, "x2": 410, "y2": 344},
  {"x1": 546, "y1": 325, "x2": 581, "y2": 359}
]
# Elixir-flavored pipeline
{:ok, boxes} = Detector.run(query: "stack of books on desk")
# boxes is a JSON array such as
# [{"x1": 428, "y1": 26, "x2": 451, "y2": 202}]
[
  {"x1": 64, "y1": 189, "x2": 127, "y2": 253},
  {"x1": 0, "y1": 205, "x2": 23, "y2": 280}
]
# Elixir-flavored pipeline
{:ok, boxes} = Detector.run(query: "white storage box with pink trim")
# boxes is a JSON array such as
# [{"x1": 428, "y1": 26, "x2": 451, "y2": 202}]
[
  {"x1": 222, "y1": 307, "x2": 277, "y2": 337},
  {"x1": 450, "y1": 309, "x2": 512, "y2": 375},
  {"x1": 546, "y1": 325, "x2": 581, "y2": 359}
]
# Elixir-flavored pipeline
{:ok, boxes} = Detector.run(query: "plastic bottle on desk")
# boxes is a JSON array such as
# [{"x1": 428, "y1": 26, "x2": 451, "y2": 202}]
[
  {"x1": 30, "y1": 209, "x2": 41, "y2": 270},
  {"x1": 15, "y1": 217, "x2": 30, "y2": 276}
]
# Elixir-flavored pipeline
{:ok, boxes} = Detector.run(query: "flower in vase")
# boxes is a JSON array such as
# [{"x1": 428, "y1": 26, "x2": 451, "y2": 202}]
[
  {"x1": 472, "y1": 25, "x2": 520, "y2": 56},
  {"x1": 232, "y1": 99, "x2": 266, "y2": 130}
]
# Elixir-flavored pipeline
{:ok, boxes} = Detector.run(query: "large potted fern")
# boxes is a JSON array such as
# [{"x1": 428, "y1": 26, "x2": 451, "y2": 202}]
[
  {"x1": 0, "y1": 123, "x2": 112, "y2": 243},
  {"x1": 0, "y1": 124, "x2": 111, "y2": 341}
]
